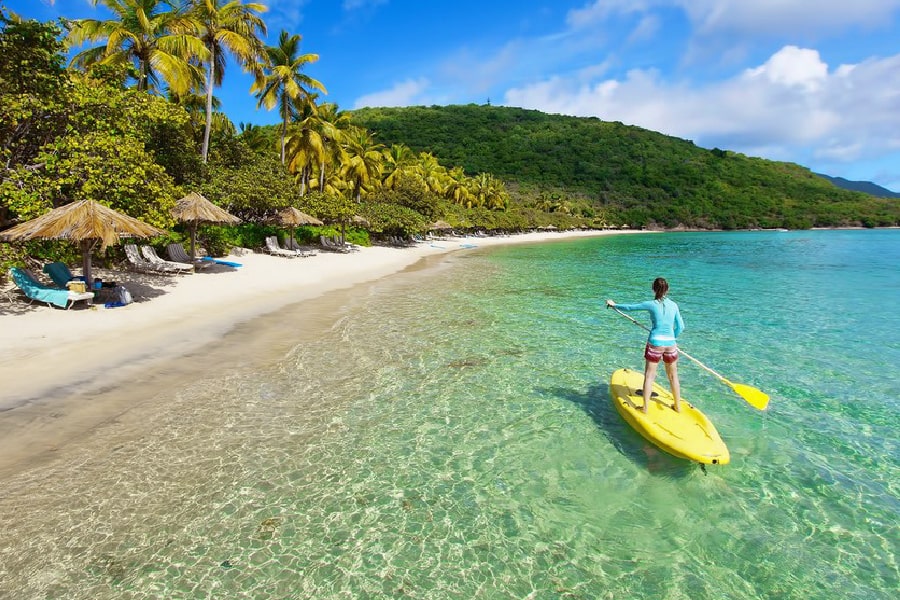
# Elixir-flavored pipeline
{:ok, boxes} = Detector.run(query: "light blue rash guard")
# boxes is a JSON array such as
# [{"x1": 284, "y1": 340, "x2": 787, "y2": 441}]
[{"x1": 616, "y1": 298, "x2": 684, "y2": 347}]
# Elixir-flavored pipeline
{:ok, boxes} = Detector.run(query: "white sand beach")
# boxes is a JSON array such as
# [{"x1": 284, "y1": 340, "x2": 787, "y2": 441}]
[{"x1": 0, "y1": 229, "x2": 638, "y2": 473}]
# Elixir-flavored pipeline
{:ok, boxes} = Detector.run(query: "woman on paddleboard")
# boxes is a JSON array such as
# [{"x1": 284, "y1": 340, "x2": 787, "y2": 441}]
[{"x1": 606, "y1": 277, "x2": 684, "y2": 413}]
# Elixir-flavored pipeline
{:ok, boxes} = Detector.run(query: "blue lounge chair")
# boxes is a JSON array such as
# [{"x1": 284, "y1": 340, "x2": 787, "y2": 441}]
[
  {"x1": 9, "y1": 267, "x2": 94, "y2": 309},
  {"x1": 43, "y1": 261, "x2": 82, "y2": 289}
]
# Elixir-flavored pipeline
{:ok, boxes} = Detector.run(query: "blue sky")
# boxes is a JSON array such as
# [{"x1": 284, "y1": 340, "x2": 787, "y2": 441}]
[{"x1": 6, "y1": 0, "x2": 900, "y2": 191}]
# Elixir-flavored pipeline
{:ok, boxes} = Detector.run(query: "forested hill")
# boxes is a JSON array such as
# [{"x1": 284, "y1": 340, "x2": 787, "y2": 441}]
[{"x1": 350, "y1": 104, "x2": 900, "y2": 229}]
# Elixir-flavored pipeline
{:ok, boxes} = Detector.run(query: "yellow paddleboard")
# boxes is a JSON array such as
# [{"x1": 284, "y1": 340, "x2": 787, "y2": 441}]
[{"x1": 609, "y1": 368, "x2": 730, "y2": 465}]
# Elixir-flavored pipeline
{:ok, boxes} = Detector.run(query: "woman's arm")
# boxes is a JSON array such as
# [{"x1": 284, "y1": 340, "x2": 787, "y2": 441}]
[
  {"x1": 614, "y1": 300, "x2": 654, "y2": 312},
  {"x1": 674, "y1": 307, "x2": 685, "y2": 338}
]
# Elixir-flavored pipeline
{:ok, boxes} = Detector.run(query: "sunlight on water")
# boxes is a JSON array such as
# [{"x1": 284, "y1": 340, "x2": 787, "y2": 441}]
[{"x1": 0, "y1": 231, "x2": 897, "y2": 599}]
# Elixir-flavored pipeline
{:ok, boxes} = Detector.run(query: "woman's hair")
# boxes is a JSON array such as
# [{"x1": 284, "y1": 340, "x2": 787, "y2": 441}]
[{"x1": 652, "y1": 277, "x2": 669, "y2": 301}]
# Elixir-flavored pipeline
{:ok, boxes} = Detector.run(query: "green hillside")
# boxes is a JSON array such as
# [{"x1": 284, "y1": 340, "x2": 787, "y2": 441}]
[{"x1": 350, "y1": 104, "x2": 900, "y2": 229}]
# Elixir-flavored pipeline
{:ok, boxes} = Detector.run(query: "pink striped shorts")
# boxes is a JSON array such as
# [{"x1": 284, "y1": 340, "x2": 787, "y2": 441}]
[{"x1": 645, "y1": 343, "x2": 679, "y2": 364}]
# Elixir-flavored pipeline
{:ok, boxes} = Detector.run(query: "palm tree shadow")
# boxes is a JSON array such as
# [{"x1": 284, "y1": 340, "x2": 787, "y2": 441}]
[{"x1": 539, "y1": 382, "x2": 698, "y2": 478}]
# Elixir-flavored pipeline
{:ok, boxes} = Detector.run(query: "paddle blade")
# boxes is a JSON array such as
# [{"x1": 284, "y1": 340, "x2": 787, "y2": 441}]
[{"x1": 729, "y1": 382, "x2": 770, "y2": 410}]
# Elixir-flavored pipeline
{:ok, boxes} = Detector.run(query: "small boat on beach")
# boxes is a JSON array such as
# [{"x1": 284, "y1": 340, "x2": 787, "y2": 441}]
[{"x1": 609, "y1": 368, "x2": 730, "y2": 465}]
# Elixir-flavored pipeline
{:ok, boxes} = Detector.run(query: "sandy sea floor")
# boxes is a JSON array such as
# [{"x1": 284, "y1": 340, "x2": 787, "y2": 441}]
[{"x1": 0, "y1": 230, "x2": 640, "y2": 477}]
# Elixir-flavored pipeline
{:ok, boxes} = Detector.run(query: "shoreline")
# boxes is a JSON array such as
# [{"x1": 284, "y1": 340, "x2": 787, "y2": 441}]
[{"x1": 0, "y1": 229, "x2": 641, "y2": 475}]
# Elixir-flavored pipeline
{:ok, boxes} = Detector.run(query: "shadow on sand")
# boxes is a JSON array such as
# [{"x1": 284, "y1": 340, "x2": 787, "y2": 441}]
[{"x1": 0, "y1": 261, "x2": 239, "y2": 315}]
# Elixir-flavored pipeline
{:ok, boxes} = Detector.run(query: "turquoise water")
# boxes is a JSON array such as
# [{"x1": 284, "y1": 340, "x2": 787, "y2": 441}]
[{"x1": 1, "y1": 230, "x2": 897, "y2": 599}]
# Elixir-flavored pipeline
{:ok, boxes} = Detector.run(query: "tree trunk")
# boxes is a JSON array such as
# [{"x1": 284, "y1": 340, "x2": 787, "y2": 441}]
[
  {"x1": 81, "y1": 240, "x2": 94, "y2": 289},
  {"x1": 280, "y1": 118, "x2": 287, "y2": 164},
  {"x1": 201, "y1": 56, "x2": 215, "y2": 163}
]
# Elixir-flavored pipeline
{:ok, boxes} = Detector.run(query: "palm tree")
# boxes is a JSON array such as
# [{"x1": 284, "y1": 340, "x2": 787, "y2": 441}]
[
  {"x1": 66, "y1": 0, "x2": 207, "y2": 95},
  {"x1": 341, "y1": 126, "x2": 384, "y2": 202},
  {"x1": 186, "y1": 0, "x2": 267, "y2": 162},
  {"x1": 382, "y1": 143, "x2": 417, "y2": 190},
  {"x1": 285, "y1": 103, "x2": 325, "y2": 196},
  {"x1": 416, "y1": 152, "x2": 447, "y2": 196},
  {"x1": 168, "y1": 88, "x2": 219, "y2": 138},
  {"x1": 444, "y1": 166, "x2": 473, "y2": 207},
  {"x1": 309, "y1": 102, "x2": 352, "y2": 192},
  {"x1": 238, "y1": 122, "x2": 272, "y2": 153},
  {"x1": 471, "y1": 172, "x2": 510, "y2": 210},
  {"x1": 252, "y1": 30, "x2": 326, "y2": 164}
]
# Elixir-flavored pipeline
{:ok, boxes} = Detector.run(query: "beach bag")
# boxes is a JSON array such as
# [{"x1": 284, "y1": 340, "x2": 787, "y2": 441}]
[{"x1": 113, "y1": 285, "x2": 133, "y2": 305}]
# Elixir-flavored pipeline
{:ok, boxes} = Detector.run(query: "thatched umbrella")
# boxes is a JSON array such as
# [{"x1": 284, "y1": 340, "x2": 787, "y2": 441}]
[
  {"x1": 172, "y1": 192, "x2": 240, "y2": 259},
  {"x1": 337, "y1": 214, "x2": 370, "y2": 244},
  {"x1": 430, "y1": 220, "x2": 453, "y2": 231},
  {"x1": 274, "y1": 207, "x2": 323, "y2": 247},
  {"x1": 0, "y1": 199, "x2": 165, "y2": 285}
]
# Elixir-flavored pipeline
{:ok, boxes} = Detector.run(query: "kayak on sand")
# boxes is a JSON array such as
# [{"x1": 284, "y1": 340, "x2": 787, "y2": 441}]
[{"x1": 609, "y1": 368, "x2": 730, "y2": 465}]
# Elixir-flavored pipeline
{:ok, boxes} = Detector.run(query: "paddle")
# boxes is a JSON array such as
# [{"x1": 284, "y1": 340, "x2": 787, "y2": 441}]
[{"x1": 608, "y1": 304, "x2": 770, "y2": 410}]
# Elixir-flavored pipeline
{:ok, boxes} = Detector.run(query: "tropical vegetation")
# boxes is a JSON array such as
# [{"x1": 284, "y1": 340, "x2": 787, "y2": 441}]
[
  {"x1": 350, "y1": 105, "x2": 900, "y2": 230},
  {"x1": 0, "y1": 3, "x2": 512, "y2": 270},
  {"x1": 2, "y1": 1, "x2": 898, "y2": 275}
]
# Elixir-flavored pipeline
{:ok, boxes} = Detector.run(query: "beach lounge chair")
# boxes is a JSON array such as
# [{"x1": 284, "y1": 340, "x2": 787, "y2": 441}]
[
  {"x1": 265, "y1": 236, "x2": 300, "y2": 258},
  {"x1": 338, "y1": 235, "x2": 362, "y2": 252},
  {"x1": 319, "y1": 235, "x2": 353, "y2": 253},
  {"x1": 43, "y1": 261, "x2": 82, "y2": 289},
  {"x1": 124, "y1": 244, "x2": 181, "y2": 275},
  {"x1": 166, "y1": 243, "x2": 211, "y2": 269},
  {"x1": 141, "y1": 245, "x2": 194, "y2": 273},
  {"x1": 9, "y1": 267, "x2": 93, "y2": 309},
  {"x1": 285, "y1": 238, "x2": 318, "y2": 257},
  {"x1": 167, "y1": 243, "x2": 242, "y2": 268}
]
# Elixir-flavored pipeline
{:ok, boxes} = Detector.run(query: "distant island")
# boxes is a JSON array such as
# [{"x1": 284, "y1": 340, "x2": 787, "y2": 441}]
[{"x1": 815, "y1": 174, "x2": 900, "y2": 199}]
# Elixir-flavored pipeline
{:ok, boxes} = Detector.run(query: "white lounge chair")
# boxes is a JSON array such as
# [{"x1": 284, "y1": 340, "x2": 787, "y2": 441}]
[
  {"x1": 166, "y1": 243, "x2": 212, "y2": 269},
  {"x1": 284, "y1": 238, "x2": 318, "y2": 257},
  {"x1": 319, "y1": 235, "x2": 354, "y2": 253},
  {"x1": 265, "y1": 236, "x2": 299, "y2": 258},
  {"x1": 141, "y1": 245, "x2": 194, "y2": 273},
  {"x1": 124, "y1": 244, "x2": 182, "y2": 275}
]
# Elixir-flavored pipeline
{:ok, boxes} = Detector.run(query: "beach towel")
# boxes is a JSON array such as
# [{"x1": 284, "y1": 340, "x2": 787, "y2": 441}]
[
  {"x1": 43, "y1": 262, "x2": 78, "y2": 289},
  {"x1": 200, "y1": 257, "x2": 243, "y2": 268},
  {"x1": 11, "y1": 267, "x2": 71, "y2": 308}
]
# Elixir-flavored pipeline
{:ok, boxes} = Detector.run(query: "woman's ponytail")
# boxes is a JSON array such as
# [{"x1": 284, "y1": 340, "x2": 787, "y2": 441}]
[{"x1": 652, "y1": 277, "x2": 669, "y2": 301}]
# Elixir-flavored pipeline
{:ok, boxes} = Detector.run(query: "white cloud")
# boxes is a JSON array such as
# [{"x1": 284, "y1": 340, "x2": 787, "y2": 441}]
[
  {"x1": 744, "y1": 46, "x2": 828, "y2": 92},
  {"x1": 566, "y1": 0, "x2": 649, "y2": 29},
  {"x1": 566, "y1": 0, "x2": 900, "y2": 37},
  {"x1": 263, "y1": 0, "x2": 310, "y2": 28},
  {"x1": 353, "y1": 78, "x2": 430, "y2": 109},
  {"x1": 502, "y1": 46, "x2": 900, "y2": 167},
  {"x1": 439, "y1": 41, "x2": 524, "y2": 96},
  {"x1": 680, "y1": 0, "x2": 900, "y2": 37},
  {"x1": 628, "y1": 14, "x2": 662, "y2": 44},
  {"x1": 575, "y1": 60, "x2": 614, "y2": 83}
]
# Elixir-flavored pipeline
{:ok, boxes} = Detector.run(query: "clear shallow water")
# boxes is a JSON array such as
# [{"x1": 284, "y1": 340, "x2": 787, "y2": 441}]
[{"x1": 0, "y1": 230, "x2": 897, "y2": 599}]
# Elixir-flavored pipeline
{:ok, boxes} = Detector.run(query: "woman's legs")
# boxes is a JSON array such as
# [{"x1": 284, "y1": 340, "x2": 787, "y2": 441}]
[
  {"x1": 641, "y1": 359, "x2": 659, "y2": 413},
  {"x1": 664, "y1": 359, "x2": 681, "y2": 412}
]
